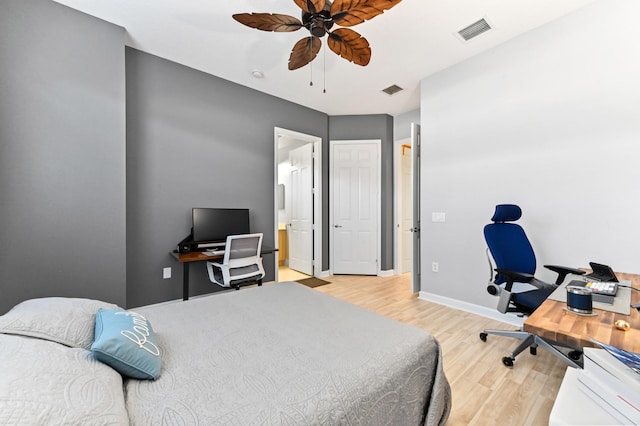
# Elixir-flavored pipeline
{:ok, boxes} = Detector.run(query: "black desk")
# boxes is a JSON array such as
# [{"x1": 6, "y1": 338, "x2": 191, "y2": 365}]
[{"x1": 170, "y1": 247, "x2": 276, "y2": 300}]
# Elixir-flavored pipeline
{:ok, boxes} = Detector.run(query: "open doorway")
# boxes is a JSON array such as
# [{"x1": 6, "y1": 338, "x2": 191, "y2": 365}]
[
  {"x1": 394, "y1": 122, "x2": 420, "y2": 294},
  {"x1": 394, "y1": 138, "x2": 413, "y2": 275},
  {"x1": 274, "y1": 127, "x2": 322, "y2": 283}
]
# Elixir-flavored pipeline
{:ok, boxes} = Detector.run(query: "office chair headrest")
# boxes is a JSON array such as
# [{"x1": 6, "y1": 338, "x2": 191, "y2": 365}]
[{"x1": 491, "y1": 204, "x2": 522, "y2": 223}]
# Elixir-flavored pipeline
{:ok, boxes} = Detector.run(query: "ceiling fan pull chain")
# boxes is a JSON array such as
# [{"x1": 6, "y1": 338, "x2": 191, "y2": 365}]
[
  {"x1": 323, "y1": 45, "x2": 326, "y2": 93},
  {"x1": 309, "y1": 60, "x2": 313, "y2": 86}
]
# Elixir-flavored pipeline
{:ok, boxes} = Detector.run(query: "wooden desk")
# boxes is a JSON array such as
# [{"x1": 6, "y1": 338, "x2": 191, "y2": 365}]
[
  {"x1": 171, "y1": 247, "x2": 276, "y2": 301},
  {"x1": 524, "y1": 272, "x2": 640, "y2": 353}
]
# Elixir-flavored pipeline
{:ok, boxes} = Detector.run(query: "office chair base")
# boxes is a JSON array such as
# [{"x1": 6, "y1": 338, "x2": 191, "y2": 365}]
[
  {"x1": 568, "y1": 350, "x2": 582, "y2": 361},
  {"x1": 480, "y1": 329, "x2": 582, "y2": 369},
  {"x1": 480, "y1": 329, "x2": 530, "y2": 342},
  {"x1": 230, "y1": 278, "x2": 263, "y2": 291}
]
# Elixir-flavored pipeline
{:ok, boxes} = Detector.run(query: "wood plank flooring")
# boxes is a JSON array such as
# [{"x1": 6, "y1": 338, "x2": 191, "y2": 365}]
[{"x1": 313, "y1": 273, "x2": 568, "y2": 426}]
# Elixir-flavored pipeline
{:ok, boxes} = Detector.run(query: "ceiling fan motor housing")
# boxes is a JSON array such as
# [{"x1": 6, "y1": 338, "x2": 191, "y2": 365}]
[{"x1": 302, "y1": 0, "x2": 333, "y2": 38}]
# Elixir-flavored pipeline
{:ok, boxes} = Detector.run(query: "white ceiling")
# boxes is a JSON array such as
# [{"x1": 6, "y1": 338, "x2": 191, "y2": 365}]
[{"x1": 53, "y1": 0, "x2": 596, "y2": 116}]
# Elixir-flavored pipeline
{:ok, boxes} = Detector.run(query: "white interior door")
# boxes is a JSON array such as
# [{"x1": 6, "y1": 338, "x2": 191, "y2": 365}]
[
  {"x1": 400, "y1": 144, "x2": 413, "y2": 274},
  {"x1": 288, "y1": 143, "x2": 313, "y2": 275},
  {"x1": 411, "y1": 124, "x2": 421, "y2": 294},
  {"x1": 331, "y1": 141, "x2": 379, "y2": 275}
]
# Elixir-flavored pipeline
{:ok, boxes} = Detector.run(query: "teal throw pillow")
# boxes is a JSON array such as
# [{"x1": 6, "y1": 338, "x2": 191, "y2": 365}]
[{"x1": 91, "y1": 309, "x2": 161, "y2": 380}]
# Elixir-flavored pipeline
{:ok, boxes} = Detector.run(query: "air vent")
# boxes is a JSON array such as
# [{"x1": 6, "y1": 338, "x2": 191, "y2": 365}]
[
  {"x1": 382, "y1": 84, "x2": 404, "y2": 95},
  {"x1": 458, "y1": 18, "x2": 492, "y2": 41}
]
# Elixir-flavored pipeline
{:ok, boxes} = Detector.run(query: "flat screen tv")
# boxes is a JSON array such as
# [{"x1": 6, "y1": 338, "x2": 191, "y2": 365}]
[{"x1": 192, "y1": 208, "x2": 250, "y2": 243}]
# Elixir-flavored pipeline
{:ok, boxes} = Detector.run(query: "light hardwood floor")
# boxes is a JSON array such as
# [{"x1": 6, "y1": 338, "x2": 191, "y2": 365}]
[
  {"x1": 313, "y1": 273, "x2": 568, "y2": 426},
  {"x1": 279, "y1": 265, "x2": 310, "y2": 282}
]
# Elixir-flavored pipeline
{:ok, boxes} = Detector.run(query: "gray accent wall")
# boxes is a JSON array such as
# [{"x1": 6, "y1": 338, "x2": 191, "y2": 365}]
[
  {"x1": 1, "y1": 0, "x2": 399, "y2": 313},
  {"x1": 126, "y1": 49, "x2": 329, "y2": 307},
  {"x1": 329, "y1": 115, "x2": 394, "y2": 271},
  {"x1": 393, "y1": 109, "x2": 420, "y2": 141},
  {"x1": 0, "y1": 0, "x2": 127, "y2": 314}
]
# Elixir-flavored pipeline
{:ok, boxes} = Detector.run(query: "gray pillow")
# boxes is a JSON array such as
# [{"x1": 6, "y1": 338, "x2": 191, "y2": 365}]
[
  {"x1": 0, "y1": 334, "x2": 130, "y2": 424},
  {"x1": 0, "y1": 297, "x2": 120, "y2": 349}
]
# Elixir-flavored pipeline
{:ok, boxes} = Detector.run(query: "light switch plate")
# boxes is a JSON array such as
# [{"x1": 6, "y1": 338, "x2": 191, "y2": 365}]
[{"x1": 432, "y1": 212, "x2": 446, "y2": 222}]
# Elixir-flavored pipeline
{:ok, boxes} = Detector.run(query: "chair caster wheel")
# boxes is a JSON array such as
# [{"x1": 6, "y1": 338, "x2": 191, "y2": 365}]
[
  {"x1": 568, "y1": 350, "x2": 582, "y2": 361},
  {"x1": 530, "y1": 347, "x2": 537, "y2": 356},
  {"x1": 479, "y1": 332, "x2": 487, "y2": 342},
  {"x1": 502, "y1": 357, "x2": 514, "y2": 367}
]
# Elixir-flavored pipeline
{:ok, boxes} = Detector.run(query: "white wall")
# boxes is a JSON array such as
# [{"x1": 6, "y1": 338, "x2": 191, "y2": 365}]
[{"x1": 419, "y1": 0, "x2": 640, "y2": 311}]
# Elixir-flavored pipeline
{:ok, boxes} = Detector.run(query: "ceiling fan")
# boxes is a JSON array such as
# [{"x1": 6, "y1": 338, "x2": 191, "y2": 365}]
[{"x1": 233, "y1": 0, "x2": 403, "y2": 70}]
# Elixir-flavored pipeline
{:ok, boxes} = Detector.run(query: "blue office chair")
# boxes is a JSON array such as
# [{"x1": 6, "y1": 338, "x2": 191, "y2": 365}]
[{"x1": 479, "y1": 204, "x2": 585, "y2": 367}]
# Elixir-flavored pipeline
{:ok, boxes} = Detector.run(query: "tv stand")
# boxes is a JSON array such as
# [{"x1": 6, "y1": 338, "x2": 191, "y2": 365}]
[
  {"x1": 196, "y1": 242, "x2": 225, "y2": 249},
  {"x1": 176, "y1": 235, "x2": 226, "y2": 253}
]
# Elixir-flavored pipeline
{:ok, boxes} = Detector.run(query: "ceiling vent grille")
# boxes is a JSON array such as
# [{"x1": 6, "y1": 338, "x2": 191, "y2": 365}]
[
  {"x1": 458, "y1": 18, "x2": 492, "y2": 41},
  {"x1": 382, "y1": 84, "x2": 404, "y2": 95}
]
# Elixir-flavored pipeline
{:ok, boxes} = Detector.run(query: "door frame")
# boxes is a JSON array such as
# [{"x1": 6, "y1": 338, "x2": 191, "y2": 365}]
[
  {"x1": 394, "y1": 137, "x2": 411, "y2": 275},
  {"x1": 329, "y1": 139, "x2": 381, "y2": 276},
  {"x1": 274, "y1": 127, "x2": 322, "y2": 282},
  {"x1": 411, "y1": 123, "x2": 421, "y2": 294}
]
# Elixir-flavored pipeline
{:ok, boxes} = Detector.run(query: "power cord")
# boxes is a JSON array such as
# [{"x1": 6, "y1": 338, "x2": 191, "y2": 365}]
[
  {"x1": 617, "y1": 284, "x2": 640, "y2": 291},
  {"x1": 617, "y1": 285, "x2": 640, "y2": 310}
]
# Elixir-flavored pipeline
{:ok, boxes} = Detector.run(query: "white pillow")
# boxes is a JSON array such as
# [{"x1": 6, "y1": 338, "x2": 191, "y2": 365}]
[{"x1": 0, "y1": 297, "x2": 120, "y2": 349}]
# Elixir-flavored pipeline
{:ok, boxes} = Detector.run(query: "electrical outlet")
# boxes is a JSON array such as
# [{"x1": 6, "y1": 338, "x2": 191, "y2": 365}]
[
  {"x1": 163, "y1": 267, "x2": 171, "y2": 279},
  {"x1": 432, "y1": 262, "x2": 439, "y2": 273}
]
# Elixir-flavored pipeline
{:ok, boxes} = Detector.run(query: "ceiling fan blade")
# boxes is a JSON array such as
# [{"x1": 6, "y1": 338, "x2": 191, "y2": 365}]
[
  {"x1": 288, "y1": 36, "x2": 322, "y2": 70},
  {"x1": 330, "y1": 0, "x2": 403, "y2": 27},
  {"x1": 293, "y1": 0, "x2": 326, "y2": 14},
  {"x1": 232, "y1": 13, "x2": 303, "y2": 32},
  {"x1": 327, "y1": 28, "x2": 371, "y2": 66}
]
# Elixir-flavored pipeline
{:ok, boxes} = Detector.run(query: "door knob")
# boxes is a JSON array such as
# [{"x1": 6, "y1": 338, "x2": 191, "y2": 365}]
[{"x1": 334, "y1": 224, "x2": 343, "y2": 228}]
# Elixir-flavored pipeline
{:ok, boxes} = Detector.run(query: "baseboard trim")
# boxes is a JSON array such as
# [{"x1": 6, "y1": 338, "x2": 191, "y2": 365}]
[
  {"x1": 378, "y1": 269, "x2": 395, "y2": 278},
  {"x1": 418, "y1": 291, "x2": 524, "y2": 327},
  {"x1": 317, "y1": 270, "x2": 332, "y2": 279}
]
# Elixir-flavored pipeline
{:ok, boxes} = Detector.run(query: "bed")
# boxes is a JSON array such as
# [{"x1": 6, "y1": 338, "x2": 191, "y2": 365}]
[{"x1": 0, "y1": 281, "x2": 451, "y2": 425}]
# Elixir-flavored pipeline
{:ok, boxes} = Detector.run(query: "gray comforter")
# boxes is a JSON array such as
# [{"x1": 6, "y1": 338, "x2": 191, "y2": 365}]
[{"x1": 126, "y1": 282, "x2": 451, "y2": 425}]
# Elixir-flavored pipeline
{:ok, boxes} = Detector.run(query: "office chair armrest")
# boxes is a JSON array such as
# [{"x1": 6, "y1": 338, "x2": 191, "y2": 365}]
[
  {"x1": 543, "y1": 265, "x2": 585, "y2": 285},
  {"x1": 494, "y1": 269, "x2": 534, "y2": 282},
  {"x1": 494, "y1": 268, "x2": 534, "y2": 292}
]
